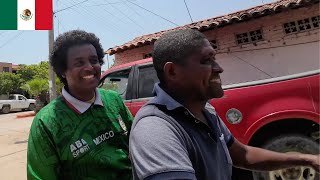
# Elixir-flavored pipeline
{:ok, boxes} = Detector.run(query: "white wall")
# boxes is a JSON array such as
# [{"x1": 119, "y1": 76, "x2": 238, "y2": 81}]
[{"x1": 217, "y1": 41, "x2": 320, "y2": 85}]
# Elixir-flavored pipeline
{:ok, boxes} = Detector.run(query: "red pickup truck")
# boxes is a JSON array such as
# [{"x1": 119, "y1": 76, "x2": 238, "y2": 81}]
[{"x1": 100, "y1": 58, "x2": 319, "y2": 180}]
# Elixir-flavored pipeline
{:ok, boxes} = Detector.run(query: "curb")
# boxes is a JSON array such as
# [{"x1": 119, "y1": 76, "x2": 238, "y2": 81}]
[{"x1": 16, "y1": 112, "x2": 35, "y2": 118}]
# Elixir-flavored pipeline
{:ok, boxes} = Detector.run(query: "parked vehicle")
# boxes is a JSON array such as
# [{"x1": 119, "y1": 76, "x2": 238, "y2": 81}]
[
  {"x1": 100, "y1": 58, "x2": 319, "y2": 180},
  {"x1": 0, "y1": 94, "x2": 36, "y2": 114}
]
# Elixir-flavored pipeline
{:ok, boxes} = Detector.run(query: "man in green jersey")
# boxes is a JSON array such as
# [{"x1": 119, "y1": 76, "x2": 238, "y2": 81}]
[{"x1": 27, "y1": 30, "x2": 133, "y2": 179}]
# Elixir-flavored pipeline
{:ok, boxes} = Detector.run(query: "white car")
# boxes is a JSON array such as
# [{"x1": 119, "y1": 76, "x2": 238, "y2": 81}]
[{"x1": 0, "y1": 94, "x2": 36, "y2": 114}]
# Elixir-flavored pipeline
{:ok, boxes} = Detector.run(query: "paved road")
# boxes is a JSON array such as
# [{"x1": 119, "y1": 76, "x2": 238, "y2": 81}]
[{"x1": 0, "y1": 112, "x2": 34, "y2": 180}]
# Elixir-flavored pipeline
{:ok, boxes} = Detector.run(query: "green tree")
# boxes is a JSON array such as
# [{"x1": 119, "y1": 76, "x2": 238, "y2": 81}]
[
  {"x1": 17, "y1": 61, "x2": 49, "y2": 83},
  {"x1": 21, "y1": 78, "x2": 49, "y2": 96},
  {"x1": 0, "y1": 73, "x2": 22, "y2": 95}
]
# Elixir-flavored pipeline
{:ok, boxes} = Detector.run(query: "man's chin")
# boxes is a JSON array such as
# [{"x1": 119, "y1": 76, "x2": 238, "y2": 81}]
[{"x1": 210, "y1": 90, "x2": 224, "y2": 99}]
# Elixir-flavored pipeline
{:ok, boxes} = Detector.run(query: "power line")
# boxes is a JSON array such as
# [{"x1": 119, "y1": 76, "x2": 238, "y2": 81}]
[
  {"x1": 103, "y1": 0, "x2": 144, "y2": 31},
  {"x1": 54, "y1": 0, "x2": 89, "y2": 14},
  {"x1": 126, "y1": 1, "x2": 179, "y2": 26},
  {"x1": 122, "y1": 1, "x2": 143, "y2": 18},
  {"x1": 228, "y1": 53, "x2": 273, "y2": 78},
  {"x1": 183, "y1": 0, "x2": 193, "y2": 22},
  {"x1": 88, "y1": 0, "x2": 135, "y2": 7},
  {"x1": 0, "y1": 32, "x2": 24, "y2": 49},
  {"x1": 0, "y1": 31, "x2": 7, "y2": 36},
  {"x1": 64, "y1": 0, "x2": 131, "y2": 38}
]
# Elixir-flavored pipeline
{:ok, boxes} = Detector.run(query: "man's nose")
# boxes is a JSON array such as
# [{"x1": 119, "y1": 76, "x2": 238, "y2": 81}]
[{"x1": 212, "y1": 63, "x2": 224, "y2": 73}]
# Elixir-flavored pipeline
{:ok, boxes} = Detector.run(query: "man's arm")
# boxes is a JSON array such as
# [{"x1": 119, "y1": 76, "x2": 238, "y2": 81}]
[
  {"x1": 229, "y1": 139, "x2": 320, "y2": 172},
  {"x1": 27, "y1": 117, "x2": 61, "y2": 180}
]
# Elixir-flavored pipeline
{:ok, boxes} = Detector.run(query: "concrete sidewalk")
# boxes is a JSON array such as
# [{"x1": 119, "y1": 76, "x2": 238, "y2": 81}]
[{"x1": 0, "y1": 112, "x2": 34, "y2": 180}]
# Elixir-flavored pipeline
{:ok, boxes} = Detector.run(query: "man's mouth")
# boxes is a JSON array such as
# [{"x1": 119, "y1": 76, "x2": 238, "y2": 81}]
[
  {"x1": 83, "y1": 75, "x2": 95, "y2": 79},
  {"x1": 210, "y1": 78, "x2": 221, "y2": 84}
]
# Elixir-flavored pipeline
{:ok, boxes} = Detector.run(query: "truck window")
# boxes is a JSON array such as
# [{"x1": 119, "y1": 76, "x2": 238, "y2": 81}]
[
  {"x1": 100, "y1": 69, "x2": 130, "y2": 100},
  {"x1": 8, "y1": 95, "x2": 15, "y2": 100},
  {"x1": 18, "y1": 96, "x2": 26, "y2": 100},
  {"x1": 138, "y1": 65, "x2": 159, "y2": 98}
]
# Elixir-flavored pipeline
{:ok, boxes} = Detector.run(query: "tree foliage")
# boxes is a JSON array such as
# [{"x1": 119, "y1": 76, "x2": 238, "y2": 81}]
[
  {"x1": 17, "y1": 61, "x2": 49, "y2": 83},
  {"x1": 21, "y1": 78, "x2": 49, "y2": 96},
  {"x1": 0, "y1": 73, "x2": 22, "y2": 95}
]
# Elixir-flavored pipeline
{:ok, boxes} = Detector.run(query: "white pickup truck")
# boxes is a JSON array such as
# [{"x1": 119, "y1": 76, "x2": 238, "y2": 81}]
[{"x1": 0, "y1": 94, "x2": 36, "y2": 114}]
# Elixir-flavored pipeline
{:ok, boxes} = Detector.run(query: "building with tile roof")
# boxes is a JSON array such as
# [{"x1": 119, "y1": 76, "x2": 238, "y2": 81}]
[{"x1": 106, "y1": 0, "x2": 319, "y2": 84}]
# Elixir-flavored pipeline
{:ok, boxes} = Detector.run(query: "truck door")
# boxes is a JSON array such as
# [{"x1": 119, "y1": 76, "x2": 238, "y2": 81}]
[
  {"x1": 17, "y1": 95, "x2": 28, "y2": 109},
  {"x1": 130, "y1": 63, "x2": 159, "y2": 116}
]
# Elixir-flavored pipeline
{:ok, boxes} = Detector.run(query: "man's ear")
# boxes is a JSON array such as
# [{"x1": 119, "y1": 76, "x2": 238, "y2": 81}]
[{"x1": 163, "y1": 62, "x2": 179, "y2": 82}]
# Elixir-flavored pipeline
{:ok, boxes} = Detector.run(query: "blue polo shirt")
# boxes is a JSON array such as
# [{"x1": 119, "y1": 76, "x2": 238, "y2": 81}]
[{"x1": 129, "y1": 83, "x2": 234, "y2": 180}]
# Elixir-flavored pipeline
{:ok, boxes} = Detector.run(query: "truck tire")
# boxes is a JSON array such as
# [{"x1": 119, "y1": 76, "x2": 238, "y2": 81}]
[
  {"x1": 252, "y1": 135, "x2": 319, "y2": 180},
  {"x1": 1, "y1": 105, "x2": 10, "y2": 114},
  {"x1": 28, "y1": 104, "x2": 35, "y2": 111}
]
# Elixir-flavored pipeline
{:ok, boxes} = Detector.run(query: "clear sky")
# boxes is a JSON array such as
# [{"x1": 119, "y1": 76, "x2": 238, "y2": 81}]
[{"x1": 0, "y1": 0, "x2": 275, "y2": 71}]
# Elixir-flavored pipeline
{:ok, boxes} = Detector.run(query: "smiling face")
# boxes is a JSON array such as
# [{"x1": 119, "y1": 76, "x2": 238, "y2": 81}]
[
  {"x1": 64, "y1": 44, "x2": 101, "y2": 97},
  {"x1": 173, "y1": 39, "x2": 224, "y2": 101}
]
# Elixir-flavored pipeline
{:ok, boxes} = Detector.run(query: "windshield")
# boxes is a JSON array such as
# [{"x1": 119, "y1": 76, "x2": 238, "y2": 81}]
[{"x1": 100, "y1": 69, "x2": 130, "y2": 99}]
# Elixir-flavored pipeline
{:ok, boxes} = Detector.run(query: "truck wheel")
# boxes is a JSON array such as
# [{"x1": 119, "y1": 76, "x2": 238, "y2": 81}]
[
  {"x1": 252, "y1": 135, "x2": 319, "y2": 180},
  {"x1": 1, "y1": 106, "x2": 10, "y2": 114},
  {"x1": 28, "y1": 104, "x2": 35, "y2": 111}
]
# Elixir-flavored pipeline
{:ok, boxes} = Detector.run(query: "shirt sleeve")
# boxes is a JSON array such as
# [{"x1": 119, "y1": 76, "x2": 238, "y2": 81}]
[
  {"x1": 129, "y1": 116, "x2": 196, "y2": 180},
  {"x1": 27, "y1": 116, "x2": 61, "y2": 180}
]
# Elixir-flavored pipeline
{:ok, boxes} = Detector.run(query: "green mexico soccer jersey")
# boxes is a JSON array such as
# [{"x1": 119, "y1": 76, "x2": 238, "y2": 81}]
[{"x1": 27, "y1": 88, "x2": 133, "y2": 180}]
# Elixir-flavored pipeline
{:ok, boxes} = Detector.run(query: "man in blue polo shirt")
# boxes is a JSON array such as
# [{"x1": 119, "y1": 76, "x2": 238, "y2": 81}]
[{"x1": 129, "y1": 29, "x2": 319, "y2": 180}]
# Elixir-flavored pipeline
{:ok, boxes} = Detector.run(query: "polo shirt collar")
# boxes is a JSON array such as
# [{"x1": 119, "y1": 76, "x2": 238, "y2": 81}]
[
  {"x1": 149, "y1": 83, "x2": 184, "y2": 110},
  {"x1": 62, "y1": 87, "x2": 103, "y2": 114},
  {"x1": 150, "y1": 83, "x2": 217, "y2": 116}
]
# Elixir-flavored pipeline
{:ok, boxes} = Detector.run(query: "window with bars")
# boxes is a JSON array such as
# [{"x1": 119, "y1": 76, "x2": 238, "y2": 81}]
[
  {"x1": 311, "y1": 16, "x2": 320, "y2": 28},
  {"x1": 210, "y1": 40, "x2": 218, "y2": 49},
  {"x1": 236, "y1": 33, "x2": 249, "y2": 44},
  {"x1": 3, "y1": 67, "x2": 9, "y2": 72},
  {"x1": 297, "y1": 18, "x2": 312, "y2": 31},
  {"x1": 236, "y1": 29, "x2": 263, "y2": 45},
  {"x1": 249, "y1": 29, "x2": 263, "y2": 42},
  {"x1": 143, "y1": 53, "x2": 152, "y2": 59},
  {"x1": 284, "y1": 16, "x2": 319, "y2": 34},
  {"x1": 284, "y1": 21, "x2": 298, "y2": 34}
]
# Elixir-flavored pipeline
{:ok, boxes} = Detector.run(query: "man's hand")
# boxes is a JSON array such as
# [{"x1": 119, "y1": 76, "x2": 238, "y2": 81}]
[{"x1": 302, "y1": 154, "x2": 320, "y2": 173}]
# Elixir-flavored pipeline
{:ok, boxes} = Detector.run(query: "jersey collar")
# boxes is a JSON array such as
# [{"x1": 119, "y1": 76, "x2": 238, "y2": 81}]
[{"x1": 62, "y1": 87, "x2": 104, "y2": 114}]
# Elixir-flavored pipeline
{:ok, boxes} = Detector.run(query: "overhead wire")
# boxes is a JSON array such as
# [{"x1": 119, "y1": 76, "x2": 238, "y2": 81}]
[
  {"x1": 122, "y1": 1, "x2": 144, "y2": 19},
  {"x1": 183, "y1": 0, "x2": 193, "y2": 22},
  {"x1": 0, "y1": 31, "x2": 24, "y2": 49},
  {"x1": 228, "y1": 53, "x2": 273, "y2": 78},
  {"x1": 92, "y1": 2, "x2": 135, "y2": 29},
  {"x1": 126, "y1": 1, "x2": 179, "y2": 26},
  {"x1": 54, "y1": 0, "x2": 89, "y2": 14},
  {"x1": 88, "y1": 0, "x2": 136, "y2": 7},
  {"x1": 102, "y1": 0, "x2": 144, "y2": 32},
  {"x1": 64, "y1": 0, "x2": 132, "y2": 38},
  {"x1": 62, "y1": 0, "x2": 116, "y2": 33}
]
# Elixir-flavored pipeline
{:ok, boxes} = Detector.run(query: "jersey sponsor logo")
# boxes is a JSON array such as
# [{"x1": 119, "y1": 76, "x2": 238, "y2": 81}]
[
  {"x1": 93, "y1": 130, "x2": 114, "y2": 145},
  {"x1": 70, "y1": 139, "x2": 90, "y2": 158}
]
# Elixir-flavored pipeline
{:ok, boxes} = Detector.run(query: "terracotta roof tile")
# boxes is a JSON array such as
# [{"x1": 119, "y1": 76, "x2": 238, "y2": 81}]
[{"x1": 107, "y1": 0, "x2": 318, "y2": 55}]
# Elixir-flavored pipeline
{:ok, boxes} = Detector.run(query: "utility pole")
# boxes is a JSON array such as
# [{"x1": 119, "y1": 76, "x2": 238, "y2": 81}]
[{"x1": 48, "y1": 12, "x2": 57, "y2": 101}]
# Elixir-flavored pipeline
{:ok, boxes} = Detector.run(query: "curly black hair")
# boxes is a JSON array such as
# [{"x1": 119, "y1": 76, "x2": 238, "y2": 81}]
[
  {"x1": 49, "y1": 30, "x2": 105, "y2": 86},
  {"x1": 152, "y1": 29, "x2": 207, "y2": 84}
]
